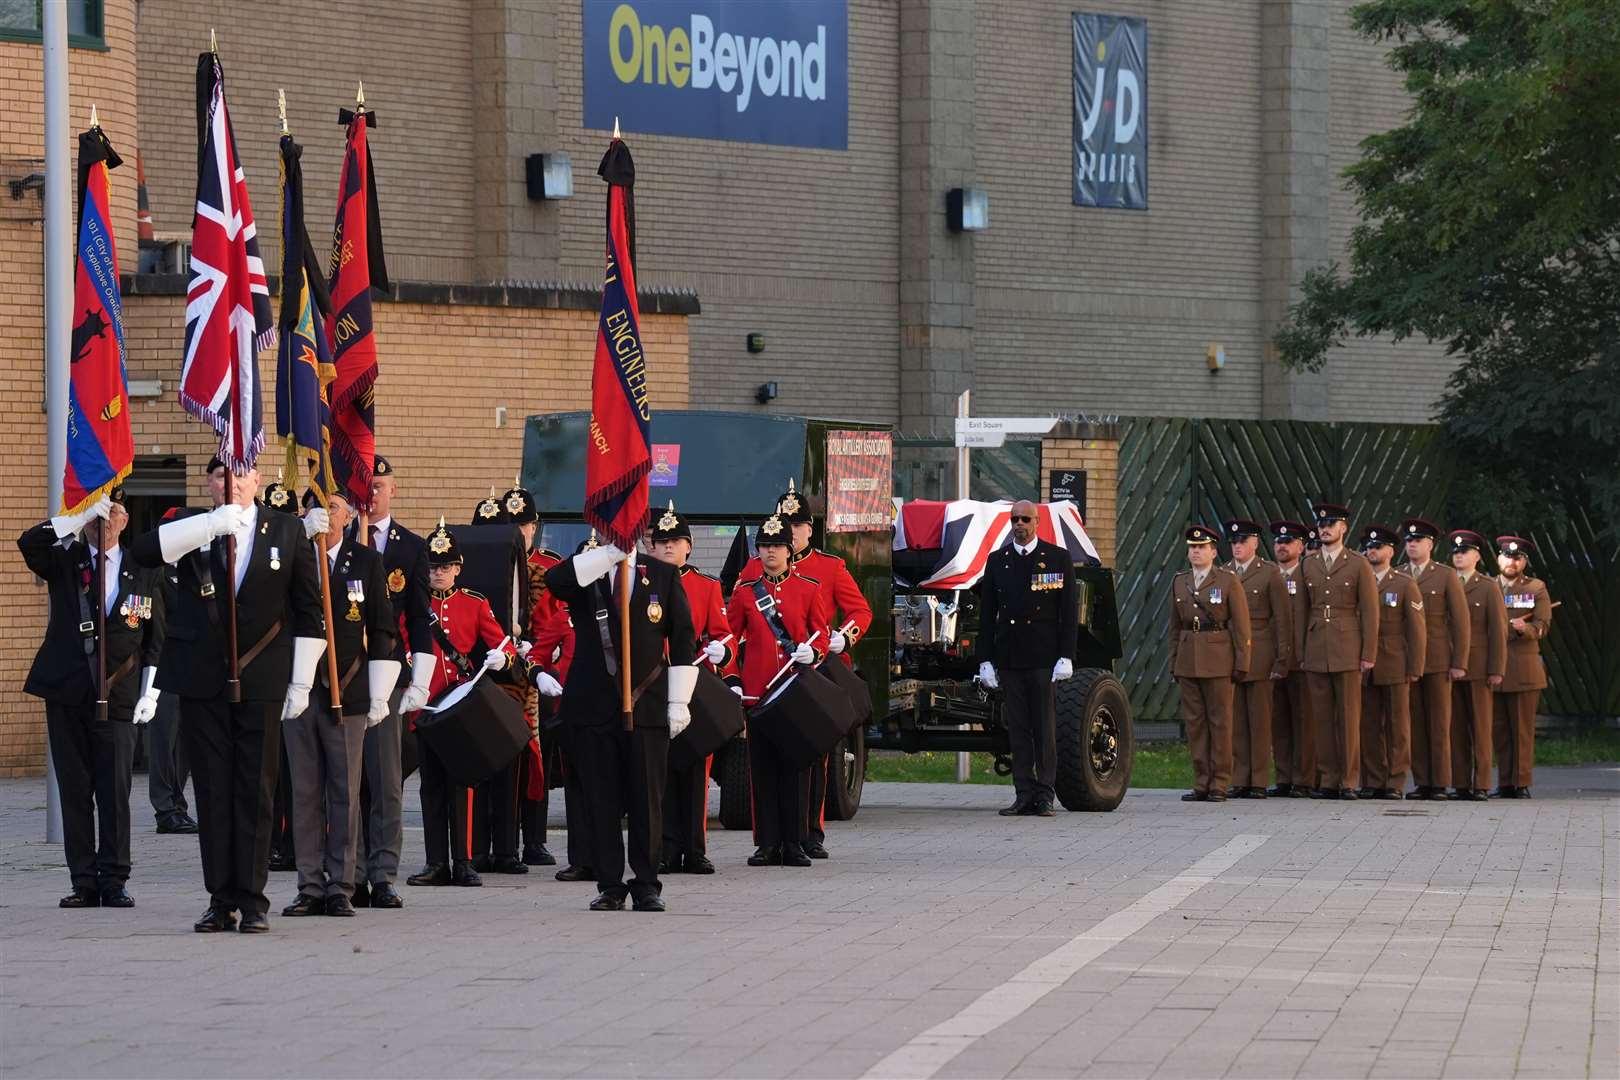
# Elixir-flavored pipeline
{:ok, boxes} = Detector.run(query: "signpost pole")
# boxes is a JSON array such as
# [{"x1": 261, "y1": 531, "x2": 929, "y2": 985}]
[{"x1": 955, "y1": 392, "x2": 972, "y2": 784}]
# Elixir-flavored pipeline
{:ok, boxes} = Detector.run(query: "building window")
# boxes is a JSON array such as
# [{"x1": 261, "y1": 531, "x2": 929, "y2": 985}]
[{"x1": 0, "y1": 0, "x2": 105, "y2": 49}]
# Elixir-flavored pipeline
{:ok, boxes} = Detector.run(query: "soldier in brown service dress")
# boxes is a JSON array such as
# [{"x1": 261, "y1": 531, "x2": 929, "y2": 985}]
[
  {"x1": 1447, "y1": 530, "x2": 1507, "y2": 801},
  {"x1": 1168, "y1": 525, "x2": 1251, "y2": 803},
  {"x1": 1357, "y1": 524, "x2": 1424, "y2": 800},
  {"x1": 1492, "y1": 536, "x2": 1552, "y2": 799},
  {"x1": 1299, "y1": 504, "x2": 1378, "y2": 800},
  {"x1": 1223, "y1": 519, "x2": 1291, "y2": 799}
]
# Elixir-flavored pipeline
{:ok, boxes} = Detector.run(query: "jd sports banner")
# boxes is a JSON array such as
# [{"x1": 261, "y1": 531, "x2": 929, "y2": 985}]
[{"x1": 1072, "y1": 12, "x2": 1148, "y2": 209}]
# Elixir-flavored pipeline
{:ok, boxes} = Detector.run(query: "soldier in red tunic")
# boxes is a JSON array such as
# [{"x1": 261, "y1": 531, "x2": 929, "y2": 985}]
[
  {"x1": 397, "y1": 519, "x2": 517, "y2": 888},
  {"x1": 729, "y1": 508, "x2": 830, "y2": 868},
  {"x1": 515, "y1": 489, "x2": 565, "y2": 867},
  {"x1": 741, "y1": 480, "x2": 872, "y2": 858},
  {"x1": 648, "y1": 502, "x2": 735, "y2": 875},
  {"x1": 529, "y1": 586, "x2": 591, "y2": 881}
]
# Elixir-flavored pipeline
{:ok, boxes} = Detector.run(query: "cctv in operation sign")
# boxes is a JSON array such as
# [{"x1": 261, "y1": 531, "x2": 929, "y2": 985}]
[{"x1": 583, "y1": 0, "x2": 849, "y2": 150}]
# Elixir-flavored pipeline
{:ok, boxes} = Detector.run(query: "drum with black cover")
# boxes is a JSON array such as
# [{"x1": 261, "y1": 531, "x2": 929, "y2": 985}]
[
  {"x1": 670, "y1": 666, "x2": 746, "y2": 769},
  {"x1": 413, "y1": 675, "x2": 530, "y2": 786},
  {"x1": 815, "y1": 656, "x2": 870, "y2": 735},
  {"x1": 747, "y1": 666, "x2": 846, "y2": 769}
]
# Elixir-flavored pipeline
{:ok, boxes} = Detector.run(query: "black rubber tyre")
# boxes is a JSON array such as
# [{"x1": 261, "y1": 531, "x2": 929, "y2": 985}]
[
  {"x1": 823, "y1": 725, "x2": 867, "y2": 822},
  {"x1": 717, "y1": 737, "x2": 754, "y2": 831},
  {"x1": 1054, "y1": 669, "x2": 1133, "y2": 811}
]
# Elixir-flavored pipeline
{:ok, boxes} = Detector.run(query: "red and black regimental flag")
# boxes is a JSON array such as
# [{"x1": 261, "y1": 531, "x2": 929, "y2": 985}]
[
  {"x1": 326, "y1": 104, "x2": 389, "y2": 510},
  {"x1": 584, "y1": 136, "x2": 651, "y2": 551}
]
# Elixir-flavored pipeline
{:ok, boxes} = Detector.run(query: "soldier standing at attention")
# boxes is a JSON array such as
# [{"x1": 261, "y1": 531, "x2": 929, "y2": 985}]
[
  {"x1": 1492, "y1": 536, "x2": 1552, "y2": 799},
  {"x1": 1267, "y1": 520, "x2": 1314, "y2": 797},
  {"x1": 1223, "y1": 519, "x2": 1290, "y2": 798},
  {"x1": 1168, "y1": 525, "x2": 1250, "y2": 803},
  {"x1": 1398, "y1": 518, "x2": 1470, "y2": 800},
  {"x1": 1357, "y1": 524, "x2": 1425, "y2": 800},
  {"x1": 1299, "y1": 503, "x2": 1378, "y2": 800},
  {"x1": 976, "y1": 499, "x2": 1079, "y2": 817},
  {"x1": 1447, "y1": 530, "x2": 1507, "y2": 801}
]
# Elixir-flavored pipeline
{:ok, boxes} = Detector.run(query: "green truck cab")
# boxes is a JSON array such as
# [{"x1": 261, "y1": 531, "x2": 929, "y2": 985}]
[{"x1": 522, "y1": 411, "x2": 1133, "y2": 822}]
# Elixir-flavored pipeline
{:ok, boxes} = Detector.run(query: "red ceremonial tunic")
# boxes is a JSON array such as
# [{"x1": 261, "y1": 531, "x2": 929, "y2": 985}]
[
  {"x1": 527, "y1": 547, "x2": 564, "y2": 634},
  {"x1": 726, "y1": 569, "x2": 830, "y2": 703},
  {"x1": 679, "y1": 564, "x2": 736, "y2": 677},
  {"x1": 422, "y1": 587, "x2": 515, "y2": 699},
  {"x1": 742, "y1": 546, "x2": 872, "y2": 663},
  {"x1": 531, "y1": 605, "x2": 576, "y2": 684}
]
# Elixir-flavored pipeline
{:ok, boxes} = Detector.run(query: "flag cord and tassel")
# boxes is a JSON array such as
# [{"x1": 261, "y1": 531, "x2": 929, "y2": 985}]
[
  {"x1": 94, "y1": 522, "x2": 108, "y2": 721},
  {"x1": 620, "y1": 554, "x2": 634, "y2": 731}
]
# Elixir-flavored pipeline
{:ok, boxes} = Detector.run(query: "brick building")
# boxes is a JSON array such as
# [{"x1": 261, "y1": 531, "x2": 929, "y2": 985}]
[{"x1": 2, "y1": 0, "x2": 1431, "y2": 771}]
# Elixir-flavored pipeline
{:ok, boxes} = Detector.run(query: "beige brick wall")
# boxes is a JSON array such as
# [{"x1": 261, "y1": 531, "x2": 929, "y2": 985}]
[
  {"x1": 2, "y1": 287, "x2": 689, "y2": 774},
  {"x1": 1041, "y1": 434, "x2": 1118, "y2": 567}
]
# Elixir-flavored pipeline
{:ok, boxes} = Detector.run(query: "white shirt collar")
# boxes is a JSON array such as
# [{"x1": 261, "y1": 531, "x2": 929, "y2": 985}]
[{"x1": 1013, "y1": 539, "x2": 1036, "y2": 556}]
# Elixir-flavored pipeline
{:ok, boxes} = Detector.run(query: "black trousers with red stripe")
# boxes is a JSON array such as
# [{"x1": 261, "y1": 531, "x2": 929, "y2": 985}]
[
  {"x1": 418, "y1": 742, "x2": 471, "y2": 868},
  {"x1": 471, "y1": 759, "x2": 520, "y2": 862},
  {"x1": 662, "y1": 755, "x2": 711, "y2": 860}
]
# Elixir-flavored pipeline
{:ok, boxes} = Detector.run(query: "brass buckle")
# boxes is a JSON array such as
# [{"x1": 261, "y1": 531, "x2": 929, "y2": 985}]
[
  {"x1": 200, "y1": 583, "x2": 216, "y2": 598},
  {"x1": 78, "y1": 621, "x2": 95, "y2": 635}
]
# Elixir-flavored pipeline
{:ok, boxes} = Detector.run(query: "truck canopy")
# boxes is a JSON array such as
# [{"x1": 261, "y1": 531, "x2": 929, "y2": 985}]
[{"x1": 893, "y1": 499, "x2": 1100, "y2": 589}]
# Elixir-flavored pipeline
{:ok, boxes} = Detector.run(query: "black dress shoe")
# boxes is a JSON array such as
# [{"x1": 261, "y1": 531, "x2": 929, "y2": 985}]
[
  {"x1": 1375, "y1": 789, "x2": 1404, "y2": 800},
  {"x1": 351, "y1": 881, "x2": 370, "y2": 908},
  {"x1": 1267, "y1": 783, "x2": 1293, "y2": 797},
  {"x1": 1287, "y1": 786, "x2": 1311, "y2": 798},
  {"x1": 59, "y1": 887, "x2": 99, "y2": 908},
  {"x1": 99, "y1": 886, "x2": 134, "y2": 908},
  {"x1": 1309, "y1": 787, "x2": 1330, "y2": 799},
  {"x1": 194, "y1": 906, "x2": 236, "y2": 932},
  {"x1": 281, "y1": 894, "x2": 325, "y2": 917},
  {"x1": 369, "y1": 882, "x2": 404, "y2": 909},
  {"x1": 451, "y1": 863, "x2": 483, "y2": 887},
  {"x1": 1033, "y1": 799, "x2": 1057, "y2": 816},
  {"x1": 802, "y1": 839, "x2": 830, "y2": 859},
  {"x1": 1206, "y1": 792, "x2": 1228, "y2": 803},
  {"x1": 325, "y1": 895, "x2": 356, "y2": 917},
  {"x1": 1357, "y1": 787, "x2": 1376, "y2": 799},
  {"x1": 156, "y1": 814, "x2": 198, "y2": 834},
  {"x1": 747, "y1": 846, "x2": 781, "y2": 866},
  {"x1": 238, "y1": 912, "x2": 270, "y2": 934},
  {"x1": 1461, "y1": 788, "x2": 1488, "y2": 802},
  {"x1": 781, "y1": 846, "x2": 813, "y2": 867},
  {"x1": 1337, "y1": 788, "x2": 1358, "y2": 800},
  {"x1": 1180, "y1": 791, "x2": 1206, "y2": 802},
  {"x1": 1518, "y1": 788, "x2": 1532, "y2": 799},
  {"x1": 1489, "y1": 787, "x2": 1516, "y2": 799},
  {"x1": 998, "y1": 798, "x2": 1030, "y2": 817},
  {"x1": 523, "y1": 845, "x2": 557, "y2": 867},
  {"x1": 555, "y1": 864, "x2": 594, "y2": 882},
  {"x1": 407, "y1": 864, "x2": 451, "y2": 887},
  {"x1": 489, "y1": 856, "x2": 529, "y2": 875},
  {"x1": 1249, "y1": 787, "x2": 1268, "y2": 799},
  {"x1": 632, "y1": 894, "x2": 666, "y2": 912},
  {"x1": 658, "y1": 858, "x2": 674, "y2": 875},
  {"x1": 589, "y1": 892, "x2": 626, "y2": 911},
  {"x1": 473, "y1": 855, "x2": 493, "y2": 873},
  {"x1": 267, "y1": 850, "x2": 296, "y2": 872},
  {"x1": 683, "y1": 854, "x2": 716, "y2": 875}
]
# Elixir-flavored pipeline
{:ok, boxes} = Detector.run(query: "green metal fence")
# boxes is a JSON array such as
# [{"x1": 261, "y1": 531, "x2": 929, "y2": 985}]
[{"x1": 1115, "y1": 417, "x2": 1618, "y2": 723}]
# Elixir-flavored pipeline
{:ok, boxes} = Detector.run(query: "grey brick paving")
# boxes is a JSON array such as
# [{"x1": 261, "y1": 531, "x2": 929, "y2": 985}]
[{"x1": 1, "y1": 767, "x2": 1614, "y2": 1079}]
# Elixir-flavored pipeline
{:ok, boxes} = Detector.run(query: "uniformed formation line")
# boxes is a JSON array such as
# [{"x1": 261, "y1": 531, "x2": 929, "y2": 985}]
[{"x1": 860, "y1": 833, "x2": 1271, "y2": 1080}]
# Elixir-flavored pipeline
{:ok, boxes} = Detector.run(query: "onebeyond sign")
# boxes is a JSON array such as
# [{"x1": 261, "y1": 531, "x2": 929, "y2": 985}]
[
  {"x1": 1072, "y1": 12, "x2": 1148, "y2": 209},
  {"x1": 583, "y1": 1, "x2": 849, "y2": 150}
]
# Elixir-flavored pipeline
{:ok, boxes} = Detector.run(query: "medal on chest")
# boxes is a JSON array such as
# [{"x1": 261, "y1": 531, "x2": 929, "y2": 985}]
[
  {"x1": 646, "y1": 592, "x2": 663, "y2": 624},
  {"x1": 1208, "y1": 587, "x2": 1223, "y2": 605},
  {"x1": 269, "y1": 546, "x2": 282, "y2": 571},
  {"x1": 387, "y1": 568, "x2": 405, "y2": 594},
  {"x1": 1384, "y1": 590, "x2": 1399, "y2": 608},
  {"x1": 346, "y1": 579, "x2": 365, "y2": 622},
  {"x1": 120, "y1": 594, "x2": 150, "y2": 629}
]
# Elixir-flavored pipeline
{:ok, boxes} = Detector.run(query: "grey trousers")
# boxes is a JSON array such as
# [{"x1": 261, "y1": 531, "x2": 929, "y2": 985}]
[
  {"x1": 358, "y1": 688, "x2": 405, "y2": 885},
  {"x1": 146, "y1": 692, "x2": 189, "y2": 819},
  {"x1": 283, "y1": 699, "x2": 367, "y2": 899}
]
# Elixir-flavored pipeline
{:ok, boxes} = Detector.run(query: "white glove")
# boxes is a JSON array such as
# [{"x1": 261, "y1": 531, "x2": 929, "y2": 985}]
[
  {"x1": 366, "y1": 659, "x2": 401, "y2": 728},
  {"x1": 572, "y1": 543, "x2": 628, "y2": 586},
  {"x1": 282, "y1": 637, "x2": 327, "y2": 720},
  {"x1": 667, "y1": 665, "x2": 698, "y2": 737},
  {"x1": 978, "y1": 661, "x2": 999, "y2": 690},
  {"x1": 157, "y1": 504, "x2": 242, "y2": 563},
  {"x1": 481, "y1": 648, "x2": 508, "y2": 672},
  {"x1": 398, "y1": 652, "x2": 436, "y2": 713},
  {"x1": 730, "y1": 685, "x2": 744, "y2": 697},
  {"x1": 206, "y1": 502, "x2": 246, "y2": 539},
  {"x1": 829, "y1": 630, "x2": 848, "y2": 654},
  {"x1": 703, "y1": 640, "x2": 727, "y2": 665},
  {"x1": 302, "y1": 506, "x2": 330, "y2": 540},
  {"x1": 517, "y1": 640, "x2": 534, "y2": 660},
  {"x1": 791, "y1": 642, "x2": 816, "y2": 666},
  {"x1": 534, "y1": 671, "x2": 563, "y2": 697},
  {"x1": 49, "y1": 495, "x2": 111, "y2": 539},
  {"x1": 1052, "y1": 657, "x2": 1074, "y2": 683},
  {"x1": 130, "y1": 666, "x2": 159, "y2": 724}
]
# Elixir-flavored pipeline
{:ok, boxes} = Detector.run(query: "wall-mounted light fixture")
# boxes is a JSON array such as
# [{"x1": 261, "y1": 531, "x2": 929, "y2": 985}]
[
  {"x1": 525, "y1": 153, "x2": 573, "y2": 200},
  {"x1": 755, "y1": 382, "x2": 778, "y2": 405},
  {"x1": 1206, "y1": 344, "x2": 1226, "y2": 373},
  {"x1": 746, "y1": 332, "x2": 766, "y2": 354},
  {"x1": 946, "y1": 187, "x2": 989, "y2": 232}
]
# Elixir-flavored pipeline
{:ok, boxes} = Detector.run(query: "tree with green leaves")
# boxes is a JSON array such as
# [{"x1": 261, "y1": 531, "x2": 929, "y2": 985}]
[{"x1": 1275, "y1": 0, "x2": 1620, "y2": 541}]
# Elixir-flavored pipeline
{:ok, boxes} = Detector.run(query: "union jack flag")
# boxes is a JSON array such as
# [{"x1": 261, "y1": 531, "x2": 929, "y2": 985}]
[{"x1": 179, "y1": 52, "x2": 274, "y2": 473}]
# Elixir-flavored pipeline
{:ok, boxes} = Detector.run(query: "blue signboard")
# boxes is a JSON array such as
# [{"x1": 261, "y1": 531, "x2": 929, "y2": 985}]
[
  {"x1": 1073, "y1": 13, "x2": 1149, "y2": 209},
  {"x1": 583, "y1": 1, "x2": 849, "y2": 150}
]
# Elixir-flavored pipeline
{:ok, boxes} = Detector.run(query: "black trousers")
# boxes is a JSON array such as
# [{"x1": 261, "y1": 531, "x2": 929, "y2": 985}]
[
  {"x1": 662, "y1": 754, "x2": 711, "y2": 859},
  {"x1": 46, "y1": 702, "x2": 137, "y2": 891},
  {"x1": 804, "y1": 753, "x2": 828, "y2": 844},
  {"x1": 573, "y1": 723, "x2": 666, "y2": 901},
  {"x1": 747, "y1": 724, "x2": 807, "y2": 853},
  {"x1": 145, "y1": 692, "x2": 189, "y2": 820},
  {"x1": 520, "y1": 724, "x2": 553, "y2": 851},
  {"x1": 179, "y1": 697, "x2": 281, "y2": 917},
  {"x1": 561, "y1": 729, "x2": 593, "y2": 869},
  {"x1": 471, "y1": 759, "x2": 521, "y2": 861},
  {"x1": 1002, "y1": 666, "x2": 1057, "y2": 802},
  {"x1": 268, "y1": 739, "x2": 294, "y2": 859},
  {"x1": 418, "y1": 741, "x2": 471, "y2": 868}
]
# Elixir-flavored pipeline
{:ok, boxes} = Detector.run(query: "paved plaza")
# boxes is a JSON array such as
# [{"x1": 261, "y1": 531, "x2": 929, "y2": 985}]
[{"x1": 1, "y1": 768, "x2": 1615, "y2": 1079}]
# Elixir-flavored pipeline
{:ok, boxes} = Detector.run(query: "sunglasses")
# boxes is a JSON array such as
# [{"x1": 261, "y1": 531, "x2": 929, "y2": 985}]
[{"x1": 1010, "y1": 515, "x2": 1035, "y2": 523}]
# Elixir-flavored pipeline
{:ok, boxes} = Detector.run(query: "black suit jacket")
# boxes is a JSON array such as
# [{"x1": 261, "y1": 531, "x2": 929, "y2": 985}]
[
  {"x1": 317, "y1": 538, "x2": 397, "y2": 714},
  {"x1": 976, "y1": 539, "x2": 1079, "y2": 670},
  {"x1": 373, "y1": 521, "x2": 432, "y2": 670},
  {"x1": 129, "y1": 507, "x2": 324, "y2": 703},
  {"x1": 18, "y1": 524, "x2": 166, "y2": 718},
  {"x1": 546, "y1": 554, "x2": 695, "y2": 728}
]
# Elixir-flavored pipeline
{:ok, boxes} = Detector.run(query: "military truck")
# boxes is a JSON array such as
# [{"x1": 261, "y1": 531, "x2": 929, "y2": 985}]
[{"x1": 521, "y1": 411, "x2": 1133, "y2": 825}]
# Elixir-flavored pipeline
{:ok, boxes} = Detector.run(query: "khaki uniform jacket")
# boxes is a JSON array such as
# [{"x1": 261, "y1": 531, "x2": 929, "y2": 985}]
[
  {"x1": 1168, "y1": 566, "x2": 1251, "y2": 678},
  {"x1": 1404, "y1": 561, "x2": 1470, "y2": 674},
  {"x1": 1299, "y1": 547, "x2": 1379, "y2": 672},
  {"x1": 1229, "y1": 558, "x2": 1292, "y2": 682},
  {"x1": 1278, "y1": 563, "x2": 1306, "y2": 673},
  {"x1": 1370, "y1": 569, "x2": 1426, "y2": 685},
  {"x1": 1498, "y1": 575, "x2": 1552, "y2": 692},
  {"x1": 1457, "y1": 572, "x2": 1507, "y2": 681}
]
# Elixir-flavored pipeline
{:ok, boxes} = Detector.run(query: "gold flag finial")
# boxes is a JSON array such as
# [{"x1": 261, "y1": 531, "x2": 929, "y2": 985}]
[
  {"x1": 277, "y1": 88, "x2": 288, "y2": 136},
  {"x1": 356, "y1": 81, "x2": 365, "y2": 110},
  {"x1": 613, "y1": 116, "x2": 621, "y2": 140},
  {"x1": 209, "y1": 28, "x2": 217, "y2": 55},
  {"x1": 89, "y1": 103, "x2": 98, "y2": 128}
]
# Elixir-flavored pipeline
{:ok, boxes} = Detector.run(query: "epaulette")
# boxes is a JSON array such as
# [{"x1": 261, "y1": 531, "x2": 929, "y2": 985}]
[
  {"x1": 458, "y1": 588, "x2": 488, "y2": 601},
  {"x1": 535, "y1": 548, "x2": 562, "y2": 562},
  {"x1": 797, "y1": 573, "x2": 822, "y2": 586},
  {"x1": 738, "y1": 575, "x2": 763, "y2": 588},
  {"x1": 679, "y1": 564, "x2": 715, "y2": 579},
  {"x1": 814, "y1": 547, "x2": 847, "y2": 564},
  {"x1": 1173, "y1": 569, "x2": 1190, "y2": 577}
]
